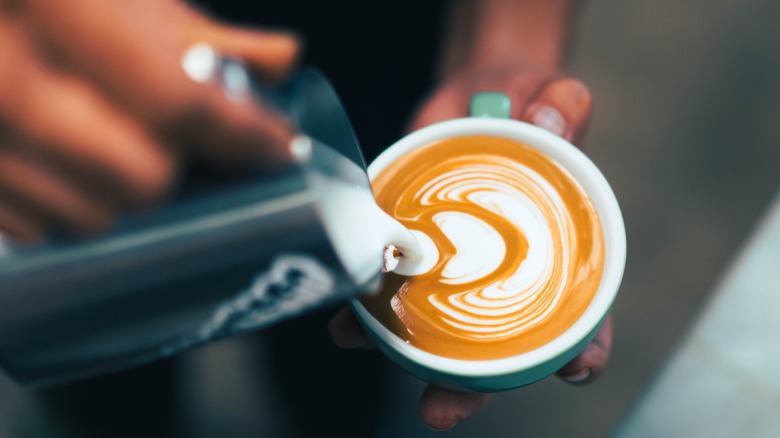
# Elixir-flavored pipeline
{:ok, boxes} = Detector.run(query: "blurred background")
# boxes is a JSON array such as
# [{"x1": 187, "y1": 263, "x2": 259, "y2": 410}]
[{"x1": 2, "y1": 0, "x2": 780, "y2": 436}]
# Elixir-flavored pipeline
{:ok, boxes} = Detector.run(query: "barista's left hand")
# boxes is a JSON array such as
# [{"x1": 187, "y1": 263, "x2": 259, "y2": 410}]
[{"x1": 329, "y1": 65, "x2": 613, "y2": 431}]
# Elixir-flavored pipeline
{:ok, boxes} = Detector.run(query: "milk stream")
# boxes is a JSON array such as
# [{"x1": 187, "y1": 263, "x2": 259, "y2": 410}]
[{"x1": 314, "y1": 175, "x2": 433, "y2": 286}]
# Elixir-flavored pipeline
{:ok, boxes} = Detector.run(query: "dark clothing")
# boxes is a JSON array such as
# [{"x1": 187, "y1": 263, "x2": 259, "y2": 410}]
[{"x1": 196, "y1": 0, "x2": 446, "y2": 160}]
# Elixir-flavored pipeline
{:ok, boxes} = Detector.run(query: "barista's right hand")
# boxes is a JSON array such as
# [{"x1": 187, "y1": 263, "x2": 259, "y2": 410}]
[{"x1": 0, "y1": 0, "x2": 301, "y2": 243}]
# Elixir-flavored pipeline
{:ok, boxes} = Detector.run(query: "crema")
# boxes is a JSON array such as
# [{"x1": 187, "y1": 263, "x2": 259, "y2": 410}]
[{"x1": 362, "y1": 136, "x2": 604, "y2": 360}]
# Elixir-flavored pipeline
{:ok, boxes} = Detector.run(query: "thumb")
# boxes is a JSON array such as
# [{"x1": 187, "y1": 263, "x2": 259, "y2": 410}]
[
  {"x1": 186, "y1": 19, "x2": 303, "y2": 83},
  {"x1": 522, "y1": 78, "x2": 592, "y2": 147}
]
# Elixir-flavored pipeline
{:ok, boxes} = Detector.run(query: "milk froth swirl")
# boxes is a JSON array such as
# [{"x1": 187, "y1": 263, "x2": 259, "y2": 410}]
[{"x1": 363, "y1": 136, "x2": 604, "y2": 360}]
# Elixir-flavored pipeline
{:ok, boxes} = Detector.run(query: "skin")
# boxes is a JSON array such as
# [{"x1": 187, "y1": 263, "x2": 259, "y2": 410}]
[
  {"x1": 0, "y1": 0, "x2": 301, "y2": 243},
  {"x1": 329, "y1": 0, "x2": 614, "y2": 431}
]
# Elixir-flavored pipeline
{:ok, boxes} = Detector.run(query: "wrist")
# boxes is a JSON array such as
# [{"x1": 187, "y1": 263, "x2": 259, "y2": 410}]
[{"x1": 438, "y1": 0, "x2": 577, "y2": 80}]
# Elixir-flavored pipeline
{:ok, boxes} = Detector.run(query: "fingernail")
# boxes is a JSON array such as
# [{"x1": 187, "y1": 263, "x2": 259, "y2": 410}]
[
  {"x1": 432, "y1": 420, "x2": 458, "y2": 431},
  {"x1": 562, "y1": 368, "x2": 591, "y2": 384},
  {"x1": 531, "y1": 106, "x2": 566, "y2": 138}
]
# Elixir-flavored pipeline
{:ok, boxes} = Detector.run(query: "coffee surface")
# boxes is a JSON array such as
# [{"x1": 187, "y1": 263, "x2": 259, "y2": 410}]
[{"x1": 363, "y1": 136, "x2": 604, "y2": 360}]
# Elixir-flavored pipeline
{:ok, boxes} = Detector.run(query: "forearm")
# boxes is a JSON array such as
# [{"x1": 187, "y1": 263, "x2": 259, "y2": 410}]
[{"x1": 438, "y1": 0, "x2": 579, "y2": 79}]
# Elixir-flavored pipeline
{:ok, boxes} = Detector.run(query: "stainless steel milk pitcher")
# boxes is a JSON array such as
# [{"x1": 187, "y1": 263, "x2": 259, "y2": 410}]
[{"x1": 0, "y1": 59, "x2": 413, "y2": 388}]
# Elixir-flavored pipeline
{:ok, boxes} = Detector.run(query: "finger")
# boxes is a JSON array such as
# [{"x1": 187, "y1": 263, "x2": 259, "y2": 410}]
[
  {"x1": 407, "y1": 84, "x2": 469, "y2": 132},
  {"x1": 327, "y1": 306, "x2": 370, "y2": 349},
  {"x1": 408, "y1": 68, "x2": 549, "y2": 132},
  {"x1": 556, "y1": 314, "x2": 613, "y2": 385},
  {"x1": 0, "y1": 149, "x2": 114, "y2": 235},
  {"x1": 419, "y1": 385, "x2": 493, "y2": 431},
  {"x1": 188, "y1": 22, "x2": 303, "y2": 83},
  {"x1": 0, "y1": 202, "x2": 45, "y2": 244},
  {"x1": 5, "y1": 70, "x2": 176, "y2": 208},
  {"x1": 521, "y1": 77, "x2": 593, "y2": 146},
  {"x1": 29, "y1": 0, "x2": 295, "y2": 169},
  {"x1": 0, "y1": 25, "x2": 175, "y2": 210},
  {"x1": 166, "y1": 89, "x2": 297, "y2": 170}
]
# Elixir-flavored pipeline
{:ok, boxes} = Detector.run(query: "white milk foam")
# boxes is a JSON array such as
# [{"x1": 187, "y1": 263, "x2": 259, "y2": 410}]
[
  {"x1": 435, "y1": 212, "x2": 505, "y2": 285},
  {"x1": 409, "y1": 158, "x2": 573, "y2": 339},
  {"x1": 316, "y1": 175, "x2": 423, "y2": 284},
  {"x1": 394, "y1": 230, "x2": 438, "y2": 276}
]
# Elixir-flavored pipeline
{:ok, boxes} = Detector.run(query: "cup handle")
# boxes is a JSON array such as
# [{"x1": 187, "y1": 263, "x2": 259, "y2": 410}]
[{"x1": 469, "y1": 92, "x2": 511, "y2": 119}]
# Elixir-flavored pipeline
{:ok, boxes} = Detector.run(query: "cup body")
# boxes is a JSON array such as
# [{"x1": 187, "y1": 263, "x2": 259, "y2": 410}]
[{"x1": 351, "y1": 117, "x2": 626, "y2": 392}]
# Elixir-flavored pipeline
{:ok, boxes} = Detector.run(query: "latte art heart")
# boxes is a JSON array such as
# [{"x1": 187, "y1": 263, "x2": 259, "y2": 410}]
[{"x1": 363, "y1": 136, "x2": 604, "y2": 360}]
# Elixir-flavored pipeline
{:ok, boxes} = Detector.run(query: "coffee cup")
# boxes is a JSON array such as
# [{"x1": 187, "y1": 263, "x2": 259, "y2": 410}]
[{"x1": 350, "y1": 92, "x2": 626, "y2": 392}]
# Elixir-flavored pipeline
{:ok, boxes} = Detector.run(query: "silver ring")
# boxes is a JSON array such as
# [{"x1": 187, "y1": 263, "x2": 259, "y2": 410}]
[{"x1": 181, "y1": 42, "x2": 251, "y2": 101}]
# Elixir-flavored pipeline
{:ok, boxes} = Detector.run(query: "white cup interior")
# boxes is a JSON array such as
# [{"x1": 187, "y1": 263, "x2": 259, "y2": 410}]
[{"x1": 355, "y1": 118, "x2": 626, "y2": 377}]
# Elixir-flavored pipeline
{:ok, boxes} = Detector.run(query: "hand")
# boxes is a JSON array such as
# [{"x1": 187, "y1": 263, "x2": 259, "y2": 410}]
[
  {"x1": 0, "y1": 0, "x2": 301, "y2": 243},
  {"x1": 409, "y1": 64, "x2": 592, "y2": 144},
  {"x1": 330, "y1": 64, "x2": 612, "y2": 431}
]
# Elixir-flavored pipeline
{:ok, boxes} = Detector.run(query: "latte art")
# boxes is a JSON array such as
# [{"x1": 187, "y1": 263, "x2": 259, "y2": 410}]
[{"x1": 363, "y1": 136, "x2": 604, "y2": 360}]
